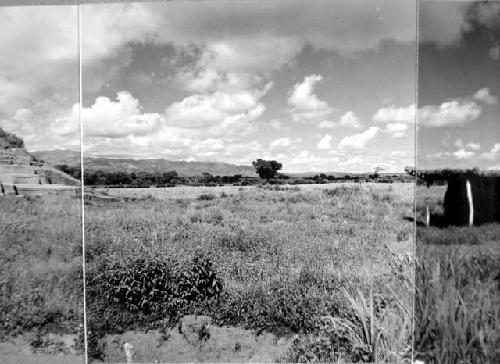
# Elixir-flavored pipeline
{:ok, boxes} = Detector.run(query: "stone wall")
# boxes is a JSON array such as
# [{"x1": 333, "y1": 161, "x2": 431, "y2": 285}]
[
  {"x1": 38, "y1": 165, "x2": 80, "y2": 186},
  {"x1": 0, "y1": 147, "x2": 31, "y2": 165}
]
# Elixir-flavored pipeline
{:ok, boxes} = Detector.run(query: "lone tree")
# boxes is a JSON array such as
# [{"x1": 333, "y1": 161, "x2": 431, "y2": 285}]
[
  {"x1": 252, "y1": 159, "x2": 282, "y2": 180},
  {"x1": 370, "y1": 166, "x2": 384, "y2": 179}
]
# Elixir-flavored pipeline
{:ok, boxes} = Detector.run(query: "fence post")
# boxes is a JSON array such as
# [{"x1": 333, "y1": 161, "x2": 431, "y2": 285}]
[
  {"x1": 426, "y1": 205, "x2": 430, "y2": 227},
  {"x1": 124, "y1": 342, "x2": 134, "y2": 363},
  {"x1": 466, "y1": 180, "x2": 473, "y2": 226}
]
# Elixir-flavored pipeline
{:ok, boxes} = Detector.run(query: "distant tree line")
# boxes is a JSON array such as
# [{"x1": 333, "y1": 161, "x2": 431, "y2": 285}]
[
  {"x1": 405, "y1": 166, "x2": 482, "y2": 187},
  {"x1": 54, "y1": 159, "x2": 414, "y2": 187},
  {"x1": 56, "y1": 165, "x2": 258, "y2": 187}
]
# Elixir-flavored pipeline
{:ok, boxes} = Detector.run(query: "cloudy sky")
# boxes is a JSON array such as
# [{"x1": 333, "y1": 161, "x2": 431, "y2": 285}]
[
  {"x1": 419, "y1": 1, "x2": 500, "y2": 171},
  {"x1": 2, "y1": 1, "x2": 496, "y2": 173}
]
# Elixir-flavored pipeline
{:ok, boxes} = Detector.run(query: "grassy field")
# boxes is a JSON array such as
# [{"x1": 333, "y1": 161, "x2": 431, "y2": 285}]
[
  {"x1": 0, "y1": 195, "x2": 84, "y2": 359},
  {"x1": 85, "y1": 182, "x2": 414, "y2": 362},
  {"x1": 414, "y1": 184, "x2": 500, "y2": 364}
]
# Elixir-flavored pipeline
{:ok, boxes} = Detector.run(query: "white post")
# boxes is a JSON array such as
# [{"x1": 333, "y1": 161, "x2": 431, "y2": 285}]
[
  {"x1": 124, "y1": 342, "x2": 134, "y2": 363},
  {"x1": 466, "y1": 180, "x2": 473, "y2": 226},
  {"x1": 426, "y1": 205, "x2": 430, "y2": 227}
]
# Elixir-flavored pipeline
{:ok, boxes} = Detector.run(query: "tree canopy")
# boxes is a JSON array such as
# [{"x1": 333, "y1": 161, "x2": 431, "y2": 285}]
[{"x1": 252, "y1": 159, "x2": 282, "y2": 180}]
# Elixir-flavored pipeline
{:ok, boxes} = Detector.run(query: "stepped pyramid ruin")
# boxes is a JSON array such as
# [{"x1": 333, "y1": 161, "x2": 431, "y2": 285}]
[{"x1": 0, "y1": 132, "x2": 80, "y2": 197}]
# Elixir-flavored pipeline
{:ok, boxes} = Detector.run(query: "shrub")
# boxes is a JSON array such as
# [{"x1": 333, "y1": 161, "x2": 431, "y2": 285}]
[
  {"x1": 197, "y1": 193, "x2": 216, "y2": 201},
  {"x1": 86, "y1": 253, "x2": 223, "y2": 332}
]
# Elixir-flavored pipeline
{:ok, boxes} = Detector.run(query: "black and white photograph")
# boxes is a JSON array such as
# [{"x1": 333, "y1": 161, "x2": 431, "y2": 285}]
[
  {"x1": 415, "y1": 1, "x2": 500, "y2": 363},
  {"x1": 77, "y1": 1, "x2": 416, "y2": 362},
  {"x1": 0, "y1": 4, "x2": 85, "y2": 364},
  {"x1": 0, "y1": 0, "x2": 498, "y2": 364}
]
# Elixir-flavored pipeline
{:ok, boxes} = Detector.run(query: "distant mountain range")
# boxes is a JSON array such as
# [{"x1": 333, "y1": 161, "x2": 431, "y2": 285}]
[
  {"x1": 32, "y1": 149, "x2": 258, "y2": 177},
  {"x1": 32, "y1": 149, "x2": 408, "y2": 178}
]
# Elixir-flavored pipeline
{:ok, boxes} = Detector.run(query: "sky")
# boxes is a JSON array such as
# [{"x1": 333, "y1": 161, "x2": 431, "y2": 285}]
[
  {"x1": 418, "y1": 1, "x2": 500, "y2": 171},
  {"x1": 1, "y1": 1, "x2": 495, "y2": 173}
]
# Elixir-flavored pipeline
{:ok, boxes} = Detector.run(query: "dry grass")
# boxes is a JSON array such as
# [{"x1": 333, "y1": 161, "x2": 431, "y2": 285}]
[
  {"x1": 85, "y1": 182, "x2": 414, "y2": 362},
  {"x1": 415, "y1": 183, "x2": 500, "y2": 363},
  {"x1": 0, "y1": 195, "x2": 84, "y2": 339}
]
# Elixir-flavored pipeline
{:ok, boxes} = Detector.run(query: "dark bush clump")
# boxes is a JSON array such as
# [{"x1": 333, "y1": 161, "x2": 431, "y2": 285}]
[{"x1": 197, "y1": 194, "x2": 216, "y2": 201}]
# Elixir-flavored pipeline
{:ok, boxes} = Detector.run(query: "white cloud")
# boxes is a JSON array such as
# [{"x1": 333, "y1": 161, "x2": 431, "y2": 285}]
[
  {"x1": 268, "y1": 119, "x2": 290, "y2": 131},
  {"x1": 427, "y1": 139, "x2": 481, "y2": 162},
  {"x1": 339, "y1": 111, "x2": 362, "y2": 129},
  {"x1": 82, "y1": 4, "x2": 160, "y2": 62},
  {"x1": 164, "y1": 84, "x2": 270, "y2": 139},
  {"x1": 466, "y1": 142, "x2": 480, "y2": 151},
  {"x1": 80, "y1": 91, "x2": 162, "y2": 138},
  {"x1": 12, "y1": 108, "x2": 33, "y2": 122},
  {"x1": 339, "y1": 126, "x2": 380, "y2": 149},
  {"x1": 317, "y1": 134, "x2": 333, "y2": 150},
  {"x1": 385, "y1": 123, "x2": 409, "y2": 138},
  {"x1": 489, "y1": 45, "x2": 500, "y2": 61},
  {"x1": 373, "y1": 104, "x2": 415, "y2": 124},
  {"x1": 453, "y1": 149, "x2": 475, "y2": 160},
  {"x1": 480, "y1": 143, "x2": 500, "y2": 161},
  {"x1": 270, "y1": 138, "x2": 291, "y2": 148},
  {"x1": 454, "y1": 139, "x2": 464, "y2": 148},
  {"x1": 288, "y1": 74, "x2": 333, "y2": 123},
  {"x1": 317, "y1": 112, "x2": 361, "y2": 129},
  {"x1": 473, "y1": 88, "x2": 497, "y2": 105},
  {"x1": 0, "y1": 7, "x2": 79, "y2": 115},
  {"x1": 318, "y1": 120, "x2": 336, "y2": 129},
  {"x1": 418, "y1": 100, "x2": 481, "y2": 128}
]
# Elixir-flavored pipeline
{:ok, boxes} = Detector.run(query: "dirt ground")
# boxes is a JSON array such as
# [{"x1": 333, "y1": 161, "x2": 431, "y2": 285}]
[
  {"x1": 0, "y1": 335, "x2": 83, "y2": 364},
  {"x1": 98, "y1": 315, "x2": 296, "y2": 363}
]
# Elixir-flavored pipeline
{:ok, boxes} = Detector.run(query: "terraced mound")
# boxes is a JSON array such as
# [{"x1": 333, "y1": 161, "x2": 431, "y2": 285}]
[{"x1": 0, "y1": 132, "x2": 79, "y2": 198}]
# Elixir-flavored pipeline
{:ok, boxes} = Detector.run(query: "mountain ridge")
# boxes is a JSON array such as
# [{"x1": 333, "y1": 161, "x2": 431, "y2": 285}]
[{"x1": 32, "y1": 149, "x2": 258, "y2": 177}]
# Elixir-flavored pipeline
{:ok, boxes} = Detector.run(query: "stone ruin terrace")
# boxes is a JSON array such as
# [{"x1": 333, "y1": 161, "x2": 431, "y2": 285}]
[{"x1": 0, "y1": 145, "x2": 80, "y2": 198}]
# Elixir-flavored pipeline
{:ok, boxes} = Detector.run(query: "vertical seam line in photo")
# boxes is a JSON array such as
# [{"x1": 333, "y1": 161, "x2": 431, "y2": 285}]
[
  {"x1": 78, "y1": 5, "x2": 89, "y2": 364},
  {"x1": 412, "y1": 0, "x2": 420, "y2": 362}
]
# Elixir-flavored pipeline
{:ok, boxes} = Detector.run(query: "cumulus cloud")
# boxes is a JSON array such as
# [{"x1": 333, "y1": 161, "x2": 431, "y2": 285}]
[
  {"x1": 317, "y1": 134, "x2": 333, "y2": 150},
  {"x1": 473, "y1": 88, "x2": 498, "y2": 105},
  {"x1": 466, "y1": 142, "x2": 480, "y2": 151},
  {"x1": 81, "y1": 4, "x2": 160, "y2": 62},
  {"x1": 164, "y1": 83, "x2": 270, "y2": 142},
  {"x1": 453, "y1": 148, "x2": 475, "y2": 160},
  {"x1": 480, "y1": 143, "x2": 500, "y2": 161},
  {"x1": 339, "y1": 126, "x2": 380, "y2": 149},
  {"x1": 288, "y1": 74, "x2": 333, "y2": 123},
  {"x1": 418, "y1": 100, "x2": 481, "y2": 128},
  {"x1": 80, "y1": 92, "x2": 162, "y2": 138},
  {"x1": 270, "y1": 138, "x2": 292, "y2": 149},
  {"x1": 373, "y1": 104, "x2": 415, "y2": 124},
  {"x1": 428, "y1": 139, "x2": 481, "y2": 161},
  {"x1": 385, "y1": 123, "x2": 409, "y2": 138},
  {"x1": 316, "y1": 112, "x2": 361, "y2": 129},
  {"x1": 339, "y1": 111, "x2": 362, "y2": 129}
]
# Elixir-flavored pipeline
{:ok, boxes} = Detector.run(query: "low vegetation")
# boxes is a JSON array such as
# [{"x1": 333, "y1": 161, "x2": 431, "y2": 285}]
[
  {"x1": 0, "y1": 195, "x2": 83, "y2": 341},
  {"x1": 414, "y1": 184, "x2": 500, "y2": 363},
  {"x1": 57, "y1": 163, "x2": 413, "y2": 188},
  {"x1": 85, "y1": 183, "x2": 414, "y2": 362}
]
